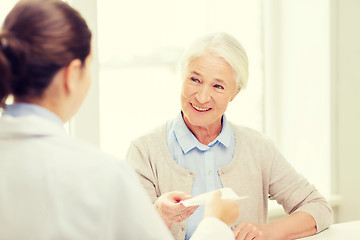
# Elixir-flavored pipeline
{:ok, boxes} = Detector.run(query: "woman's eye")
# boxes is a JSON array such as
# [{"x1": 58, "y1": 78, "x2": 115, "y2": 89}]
[
  {"x1": 190, "y1": 77, "x2": 200, "y2": 83},
  {"x1": 214, "y1": 84, "x2": 224, "y2": 90}
]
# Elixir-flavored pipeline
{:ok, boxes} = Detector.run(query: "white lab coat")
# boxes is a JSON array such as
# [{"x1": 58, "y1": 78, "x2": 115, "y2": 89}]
[{"x1": 0, "y1": 114, "x2": 234, "y2": 240}]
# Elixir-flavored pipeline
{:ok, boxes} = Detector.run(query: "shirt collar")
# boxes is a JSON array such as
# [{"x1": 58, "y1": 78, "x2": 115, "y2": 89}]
[
  {"x1": 216, "y1": 115, "x2": 232, "y2": 148},
  {"x1": 3, "y1": 102, "x2": 64, "y2": 126},
  {"x1": 173, "y1": 112, "x2": 233, "y2": 153}
]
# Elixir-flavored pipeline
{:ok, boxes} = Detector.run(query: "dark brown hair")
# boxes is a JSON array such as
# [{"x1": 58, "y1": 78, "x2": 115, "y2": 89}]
[{"x1": 0, "y1": 0, "x2": 92, "y2": 108}]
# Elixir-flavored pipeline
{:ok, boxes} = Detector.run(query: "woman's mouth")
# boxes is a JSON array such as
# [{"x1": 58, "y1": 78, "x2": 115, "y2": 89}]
[{"x1": 191, "y1": 103, "x2": 211, "y2": 112}]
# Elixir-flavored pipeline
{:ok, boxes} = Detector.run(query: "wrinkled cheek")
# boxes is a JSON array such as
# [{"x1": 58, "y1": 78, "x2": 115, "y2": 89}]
[
  {"x1": 182, "y1": 87, "x2": 198, "y2": 103},
  {"x1": 180, "y1": 88, "x2": 190, "y2": 103},
  {"x1": 180, "y1": 95, "x2": 187, "y2": 111},
  {"x1": 181, "y1": 87, "x2": 189, "y2": 99}
]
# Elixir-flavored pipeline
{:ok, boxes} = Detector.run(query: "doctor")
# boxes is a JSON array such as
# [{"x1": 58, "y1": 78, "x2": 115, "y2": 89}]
[{"x1": 0, "y1": 0, "x2": 239, "y2": 239}]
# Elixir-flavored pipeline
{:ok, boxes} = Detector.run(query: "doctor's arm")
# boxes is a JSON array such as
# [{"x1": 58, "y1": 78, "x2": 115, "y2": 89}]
[{"x1": 191, "y1": 190, "x2": 239, "y2": 240}]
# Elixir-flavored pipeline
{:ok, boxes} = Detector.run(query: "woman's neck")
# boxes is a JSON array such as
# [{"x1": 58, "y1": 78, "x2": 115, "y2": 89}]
[{"x1": 183, "y1": 116, "x2": 222, "y2": 145}]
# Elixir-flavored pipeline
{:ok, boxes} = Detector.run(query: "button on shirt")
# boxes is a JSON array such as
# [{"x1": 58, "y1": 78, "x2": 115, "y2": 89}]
[{"x1": 166, "y1": 112, "x2": 236, "y2": 240}]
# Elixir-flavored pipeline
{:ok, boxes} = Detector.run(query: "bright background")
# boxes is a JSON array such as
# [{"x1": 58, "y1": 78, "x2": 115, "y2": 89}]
[{"x1": 1, "y1": 0, "x2": 359, "y2": 224}]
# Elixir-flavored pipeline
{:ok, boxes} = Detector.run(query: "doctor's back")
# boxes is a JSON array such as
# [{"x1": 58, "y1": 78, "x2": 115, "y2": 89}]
[{"x1": 0, "y1": 114, "x2": 171, "y2": 239}]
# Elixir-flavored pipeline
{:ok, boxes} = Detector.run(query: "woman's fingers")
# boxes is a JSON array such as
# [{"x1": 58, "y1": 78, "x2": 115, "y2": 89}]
[
  {"x1": 174, "y1": 206, "x2": 199, "y2": 222},
  {"x1": 233, "y1": 222, "x2": 265, "y2": 240},
  {"x1": 154, "y1": 191, "x2": 197, "y2": 226}
]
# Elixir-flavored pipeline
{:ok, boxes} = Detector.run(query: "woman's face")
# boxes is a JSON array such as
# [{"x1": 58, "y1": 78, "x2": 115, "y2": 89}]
[{"x1": 180, "y1": 52, "x2": 239, "y2": 129}]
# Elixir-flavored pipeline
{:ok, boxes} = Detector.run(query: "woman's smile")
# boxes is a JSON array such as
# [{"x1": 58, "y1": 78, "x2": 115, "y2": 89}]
[{"x1": 191, "y1": 103, "x2": 211, "y2": 112}]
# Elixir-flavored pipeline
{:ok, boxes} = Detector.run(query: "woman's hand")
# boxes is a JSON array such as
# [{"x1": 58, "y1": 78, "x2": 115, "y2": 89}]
[
  {"x1": 233, "y1": 212, "x2": 317, "y2": 240},
  {"x1": 232, "y1": 222, "x2": 280, "y2": 240},
  {"x1": 154, "y1": 191, "x2": 198, "y2": 228},
  {"x1": 204, "y1": 190, "x2": 240, "y2": 226}
]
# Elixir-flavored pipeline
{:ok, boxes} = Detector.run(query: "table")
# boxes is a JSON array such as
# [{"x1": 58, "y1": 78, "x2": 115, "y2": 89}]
[{"x1": 299, "y1": 220, "x2": 360, "y2": 239}]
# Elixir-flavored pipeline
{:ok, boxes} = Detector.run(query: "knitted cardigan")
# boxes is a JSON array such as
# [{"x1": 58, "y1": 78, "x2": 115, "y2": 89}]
[{"x1": 127, "y1": 122, "x2": 333, "y2": 240}]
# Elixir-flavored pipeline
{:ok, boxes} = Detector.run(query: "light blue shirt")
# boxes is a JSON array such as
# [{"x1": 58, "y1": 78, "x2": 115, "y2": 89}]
[
  {"x1": 3, "y1": 102, "x2": 63, "y2": 126},
  {"x1": 167, "y1": 112, "x2": 236, "y2": 239}
]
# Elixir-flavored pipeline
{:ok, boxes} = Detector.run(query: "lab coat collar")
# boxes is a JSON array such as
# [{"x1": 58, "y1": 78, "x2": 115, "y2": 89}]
[{"x1": 0, "y1": 115, "x2": 67, "y2": 138}]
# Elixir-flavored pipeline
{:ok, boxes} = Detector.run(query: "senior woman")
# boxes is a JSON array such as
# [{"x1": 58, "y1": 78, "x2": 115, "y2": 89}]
[
  {"x1": 0, "y1": 1, "x2": 240, "y2": 239},
  {"x1": 126, "y1": 32, "x2": 333, "y2": 240}
]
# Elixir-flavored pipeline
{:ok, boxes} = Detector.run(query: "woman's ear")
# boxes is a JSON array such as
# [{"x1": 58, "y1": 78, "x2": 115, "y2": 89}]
[
  {"x1": 63, "y1": 59, "x2": 82, "y2": 95},
  {"x1": 230, "y1": 87, "x2": 241, "y2": 102}
]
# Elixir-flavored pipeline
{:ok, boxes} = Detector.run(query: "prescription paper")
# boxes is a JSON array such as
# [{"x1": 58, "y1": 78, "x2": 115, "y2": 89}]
[{"x1": 180, "y1": 187, "x2": 248, "y2": 207}]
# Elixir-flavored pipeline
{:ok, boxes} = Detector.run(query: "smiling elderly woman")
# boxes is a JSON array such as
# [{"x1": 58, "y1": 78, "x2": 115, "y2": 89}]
[{"x1": 126, "y1": 32, "x2": 332, "y2": 240}]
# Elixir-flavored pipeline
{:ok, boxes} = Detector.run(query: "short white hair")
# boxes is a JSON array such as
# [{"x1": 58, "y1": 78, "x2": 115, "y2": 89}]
[{"x1": 180, "y1": 32, "x2": 249, "y2": 90}]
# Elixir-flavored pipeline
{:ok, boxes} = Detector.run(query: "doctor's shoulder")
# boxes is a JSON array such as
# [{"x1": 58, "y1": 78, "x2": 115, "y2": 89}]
[{"x1": 54, "y1": 133, "x2": 130, "y2": 176}]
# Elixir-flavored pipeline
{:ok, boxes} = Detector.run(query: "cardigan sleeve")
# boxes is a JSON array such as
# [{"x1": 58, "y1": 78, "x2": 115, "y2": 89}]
[
  {"x1": 126, "y1": 140, "x2": 160, "y2": 203},
  {"x1": 268, "y1": 143, "x2": 333, "y2": 233}
]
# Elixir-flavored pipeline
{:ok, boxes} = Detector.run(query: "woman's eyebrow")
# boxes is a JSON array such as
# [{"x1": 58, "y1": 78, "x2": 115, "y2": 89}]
[
  {"x1": 191, "y1": 71, "x2": 202, "y2": 77},
  {"x1": 214, "y1": 78, "x2": 227, "y2": 86}
]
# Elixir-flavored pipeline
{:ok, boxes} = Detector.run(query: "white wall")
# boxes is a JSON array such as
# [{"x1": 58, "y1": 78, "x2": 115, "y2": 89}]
[
  {"x1": 264, "y1": 0, "x2": 331, "y2": 196},
  {"x1": 265, "y1": 0, "x2": 360, "y2": 223},
  {"x1": 68, "y1": 0, "x2": 100, "y2": 146},
  {"x1": 331, "y1": 0, "x2": 360, "y2": 222}
]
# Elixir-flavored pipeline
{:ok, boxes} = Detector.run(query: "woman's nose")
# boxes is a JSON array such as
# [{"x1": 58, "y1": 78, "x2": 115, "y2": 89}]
[{"x1": 196, "y1": 86, "x2": 211, "y2": 103}]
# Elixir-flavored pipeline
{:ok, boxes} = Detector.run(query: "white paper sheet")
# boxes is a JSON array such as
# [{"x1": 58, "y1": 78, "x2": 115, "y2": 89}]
[{"x1": 180, "y1": 187, "x2": 248, "y2": 207}]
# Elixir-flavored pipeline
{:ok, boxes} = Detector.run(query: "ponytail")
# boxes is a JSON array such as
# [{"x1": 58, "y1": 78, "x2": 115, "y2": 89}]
[
  {"x1": 0, "y1": 0, "x2": 91, "y2": 106},
  {"x1": 0, "y1": 31, "x2": 29, "y2": 108},
  {"x1": 0, "y1": 35, "x2": 11, "y2": 108}
]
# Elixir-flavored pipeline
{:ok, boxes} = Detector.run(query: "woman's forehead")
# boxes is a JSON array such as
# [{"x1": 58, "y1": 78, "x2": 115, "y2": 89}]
[{"x1": 188, "y1": 54, "x2": 235, "y2": 77}]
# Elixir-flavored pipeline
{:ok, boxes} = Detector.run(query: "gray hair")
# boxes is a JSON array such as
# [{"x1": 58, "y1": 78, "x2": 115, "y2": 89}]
[{"x1": 180, "y1": 32, "x2": 249, "y2": 90}]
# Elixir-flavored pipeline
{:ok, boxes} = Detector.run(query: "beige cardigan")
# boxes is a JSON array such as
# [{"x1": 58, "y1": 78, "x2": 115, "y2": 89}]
[{"x1": 127, "y1": 122, "x2": 333, "y2": 240}]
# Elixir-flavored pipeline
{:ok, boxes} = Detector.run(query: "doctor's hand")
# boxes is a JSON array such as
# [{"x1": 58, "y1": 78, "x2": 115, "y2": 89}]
[
  {"x1": 204, "y1": 190, "x2": 240, "y2": 227},
  {"x1": 154, "y1": 191, "x2": 198, "y2": 228}
]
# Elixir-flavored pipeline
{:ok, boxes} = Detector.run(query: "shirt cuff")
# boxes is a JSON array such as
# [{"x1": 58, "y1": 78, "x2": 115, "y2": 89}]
[{"x1": 190, "y1": 217, "x2": 234, "y2": 240}]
